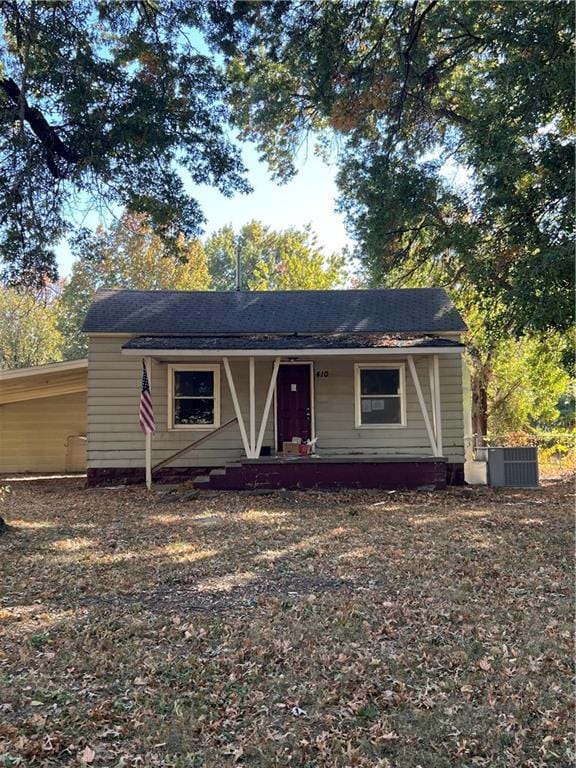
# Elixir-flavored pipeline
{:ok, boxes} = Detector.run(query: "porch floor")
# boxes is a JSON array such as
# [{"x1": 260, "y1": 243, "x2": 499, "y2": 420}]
[{"x1": 243, "y1": 454, "x2": 445, "y2": 464}]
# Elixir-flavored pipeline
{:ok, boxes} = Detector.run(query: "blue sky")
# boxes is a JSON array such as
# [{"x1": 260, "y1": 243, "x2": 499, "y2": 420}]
[
  {"x1": 56, "y1": 143, "x2": 352, "y2": 276},
  {"x1": 55, "y1": 141, "x2": 473, "y2": 278},
  {"x1": 191, "y1": 144, "x2": 353, "y2": 254}
]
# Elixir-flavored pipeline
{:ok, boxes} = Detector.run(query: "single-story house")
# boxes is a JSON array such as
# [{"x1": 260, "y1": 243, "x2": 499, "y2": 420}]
[
  {"x1": 0, "y1": 359, "x2": 87, "y2": 475},
  {"x1": 82, "y1": 288, "x2": 468, "y2": 490}
]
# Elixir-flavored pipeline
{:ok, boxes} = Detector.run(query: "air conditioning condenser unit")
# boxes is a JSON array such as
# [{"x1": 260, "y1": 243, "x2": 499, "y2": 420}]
[{"x1": 487, "y1": 447, "x2": 539, "y2": 488}]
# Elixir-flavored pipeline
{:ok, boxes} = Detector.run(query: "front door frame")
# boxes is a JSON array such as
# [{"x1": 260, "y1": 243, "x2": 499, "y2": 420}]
[{"x1": 273, "y1": 361, "x2": 316, "y2": 453}]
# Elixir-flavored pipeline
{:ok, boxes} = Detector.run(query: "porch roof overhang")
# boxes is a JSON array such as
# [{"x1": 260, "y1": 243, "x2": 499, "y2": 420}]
[{"x1": 121, "y1": 334, "x2": 464, "y2": 357}]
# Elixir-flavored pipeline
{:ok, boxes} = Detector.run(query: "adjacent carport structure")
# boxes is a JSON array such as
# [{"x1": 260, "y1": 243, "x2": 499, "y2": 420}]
[{"x1": 0, "y1": 359, "x2": 87, "y2": 475}]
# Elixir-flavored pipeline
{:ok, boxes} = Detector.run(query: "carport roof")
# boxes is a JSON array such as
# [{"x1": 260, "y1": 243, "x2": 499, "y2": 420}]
[
  {"x1": 0, "y1": 359, "x2": 87, "y2": 405},
  {"x1": 0, "y1": 358, "x2": 87, "y2": 380}
]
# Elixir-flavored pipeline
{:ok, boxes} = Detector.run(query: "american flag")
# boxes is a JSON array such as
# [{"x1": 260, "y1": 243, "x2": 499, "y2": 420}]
[{"x1": 139, "y1": 360, "x2": 155, "y2": 434}]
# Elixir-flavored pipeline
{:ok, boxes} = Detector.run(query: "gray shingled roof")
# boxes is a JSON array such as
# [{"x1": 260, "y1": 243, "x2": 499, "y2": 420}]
[
  {"x1": 82, "y1": 288, "x2": 466, "y2": 335},
  {"x1": 122, "y1": 334, "x2": 464, "y2": 351}
]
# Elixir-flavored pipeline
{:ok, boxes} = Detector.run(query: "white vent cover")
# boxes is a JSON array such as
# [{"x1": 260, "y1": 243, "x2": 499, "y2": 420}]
[{"x1": 487, "y1": 447, "x2": 539, "y2": 488}]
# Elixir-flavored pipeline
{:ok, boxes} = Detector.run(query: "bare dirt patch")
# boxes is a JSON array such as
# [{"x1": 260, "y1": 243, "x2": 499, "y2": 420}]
[{"x1": 0, "y1": 479, "x2": 573, "y2": 767}]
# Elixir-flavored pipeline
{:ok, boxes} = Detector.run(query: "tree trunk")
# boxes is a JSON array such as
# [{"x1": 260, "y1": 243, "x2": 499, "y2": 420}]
[{"x1": 471, "y1": 358, "x2": 490, "y2": 447}]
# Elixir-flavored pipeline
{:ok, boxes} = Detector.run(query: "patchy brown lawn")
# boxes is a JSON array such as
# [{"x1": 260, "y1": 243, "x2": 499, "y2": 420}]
[{"x1": 0, "y1": 479, "x2": 573, "y2": 767}]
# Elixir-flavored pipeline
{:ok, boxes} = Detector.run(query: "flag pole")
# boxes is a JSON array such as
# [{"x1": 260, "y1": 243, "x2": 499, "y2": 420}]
[
  {"x1": 145, "y1": 356, "x2": 152, "y2": 490},
  {"x1": 145, "y1": 434, "x2": 152, "y2": 490}
]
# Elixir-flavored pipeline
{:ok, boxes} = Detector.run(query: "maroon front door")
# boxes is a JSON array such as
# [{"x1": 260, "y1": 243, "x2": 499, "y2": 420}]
[{"x1": 276, "y1": 364, "x2": 312, "y2": 450}]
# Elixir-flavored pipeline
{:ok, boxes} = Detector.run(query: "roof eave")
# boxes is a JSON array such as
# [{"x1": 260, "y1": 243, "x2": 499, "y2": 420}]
[
  {"x1": 88, "y1": 328, "x2": 466, "y2": 337},
  {"x1": 121, "y1": 347, "x2": 464, "y2": 358}
]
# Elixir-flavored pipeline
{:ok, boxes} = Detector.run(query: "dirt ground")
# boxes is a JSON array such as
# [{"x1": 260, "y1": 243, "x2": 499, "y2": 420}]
[{"x1": 0, "y1": 478, "x2": 573, "y2": 767}]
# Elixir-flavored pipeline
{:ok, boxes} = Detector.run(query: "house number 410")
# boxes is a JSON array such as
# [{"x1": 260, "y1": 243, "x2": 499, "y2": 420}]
[{"x1": 316, "y1": 370, "x2": 329, "y2": 378}]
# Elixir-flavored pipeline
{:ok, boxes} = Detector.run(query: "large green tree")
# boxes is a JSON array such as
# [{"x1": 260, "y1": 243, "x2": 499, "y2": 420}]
[
  {"x1": 205, "y1": 0, "x2": 574, "y2": 335},
  {"x1": 205, "y1": 220, "x2": 346, "y2": 291},
  {"x1": 487, "y1": 333, "x2": 571, "y2": 437},
  {"x1": 58, "y1": 213, "x2": 211, "y2": 359},
  {"x1": 0, "y1": 286, "x2": 62, "y2": 368},
  {"x1": 0, "y1": 1, "x2": 249, "y2": 285}
]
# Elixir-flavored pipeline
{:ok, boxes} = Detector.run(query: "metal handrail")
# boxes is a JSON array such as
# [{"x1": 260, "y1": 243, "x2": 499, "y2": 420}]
[{"x1": 151, "y1": 417, "x2": 238, "y2": 473}]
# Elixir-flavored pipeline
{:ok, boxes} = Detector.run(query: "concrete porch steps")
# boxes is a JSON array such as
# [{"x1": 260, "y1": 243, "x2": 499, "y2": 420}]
[{"x1": 192, "y1": 466, "x2": 228, "y2": 487}]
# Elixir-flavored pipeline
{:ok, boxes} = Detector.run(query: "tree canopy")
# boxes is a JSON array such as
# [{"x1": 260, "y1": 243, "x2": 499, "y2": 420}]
[
  {"x1": 0, "y1": 287, "x2": 62, "y2": 368},
  {"x1": 205, "y1": 0, "x2": 574, "y2": 335},
  {"x1": 487, "y1": 333, "x2": 571, "y2": 436},
  {"x1": 205, "y1": 220, "x2": 346, "y2": 291},
  {"x1": 0, "y1": 0, "x2": 248, "y2": 285},
  {"x1": 2, "y1": 0, "x2": 573, "y2": 334}
]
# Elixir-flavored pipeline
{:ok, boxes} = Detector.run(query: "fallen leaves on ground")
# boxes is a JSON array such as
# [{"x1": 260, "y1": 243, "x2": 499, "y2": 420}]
[{"x1": 0, "y1": 478, "x2": 573, "y2": 767}]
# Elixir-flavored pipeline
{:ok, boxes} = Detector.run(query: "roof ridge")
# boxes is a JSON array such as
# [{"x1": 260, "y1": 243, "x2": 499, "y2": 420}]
[{"x1": 93, "y1": 286, "x2": 448, "y2": 296}]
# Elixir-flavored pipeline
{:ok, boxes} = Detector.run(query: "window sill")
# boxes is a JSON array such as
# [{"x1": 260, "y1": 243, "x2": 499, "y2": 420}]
[{"x1": 354, "y1": 423, "x2": 407, "y2": 429}]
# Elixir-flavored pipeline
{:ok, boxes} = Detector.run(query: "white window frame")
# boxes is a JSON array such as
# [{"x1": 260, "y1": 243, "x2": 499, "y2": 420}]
[
  {"x1": 168, "y1": 364, "x2": 221, "y2": 431},
  {"x1": 354, "y1": 363, "x2": 407, "y2": 429}
]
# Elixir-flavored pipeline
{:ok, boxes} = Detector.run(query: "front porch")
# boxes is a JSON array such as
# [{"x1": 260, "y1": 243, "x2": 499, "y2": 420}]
[{"x1": 105, "y1": 333, "x2": 467, "y2": 491}]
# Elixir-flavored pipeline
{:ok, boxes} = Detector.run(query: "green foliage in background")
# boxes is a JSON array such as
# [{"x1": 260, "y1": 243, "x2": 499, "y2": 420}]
[
  {"x1": 0, "y1": 287, "x2": 62, "y2": 369},
  {"x1": 383, "y1": 248, "x2": 573, "y2": 439},
  {"x1": 487, "y1": 334, "x2": 571, "y2": 435},
  {"x1": 205, "y1": 220, "x2": 346, "y2": 291}
]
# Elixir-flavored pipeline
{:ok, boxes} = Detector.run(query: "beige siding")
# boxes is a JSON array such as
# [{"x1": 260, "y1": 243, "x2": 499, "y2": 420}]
[
  {"x1": 87, "y1": 336, "x2": 465, "y2": 469},
  {"x1": 88, "y1": 336, "x2": 276, "y2": 469},
  {"x1": 314, "y1": 355, "x2": 464, "y2": 460},
  {"x1": 0, "y1": 391, "x2": 87, "y2": 473}
]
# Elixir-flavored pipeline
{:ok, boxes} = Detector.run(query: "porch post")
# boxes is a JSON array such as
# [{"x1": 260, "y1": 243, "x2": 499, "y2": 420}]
[
  {"x1": 145, "y1": 356, "x2": 152, "y2": 490},
  {"x1": 255, "y1": 357, "x2": 281, "y2": 458},
  {"x1": 432, "y1": 354, "x2": 443, "y2": 456},
  {"x1": 249, "y1": 356, "x2": 256, "y2": 457},
  {"x1": 428, "y1": 357, "x2": 438, "y2": 439},
  {"x1": 407, "y1": 356, "x2": 439, "y2": 457},
  {"x1": 222, "y1": 357, "x2": 252, "y2": 458}
]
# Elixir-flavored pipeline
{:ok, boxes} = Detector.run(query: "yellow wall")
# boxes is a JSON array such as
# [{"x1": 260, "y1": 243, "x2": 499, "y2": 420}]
[{"x1": 0, "y1": 391, "x2": 87, "y2": 474}]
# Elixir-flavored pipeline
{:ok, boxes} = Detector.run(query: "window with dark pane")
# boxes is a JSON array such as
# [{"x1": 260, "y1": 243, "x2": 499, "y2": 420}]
[
  {"x1": 358, "y1": 367, "x2": 402, "y2": 426},
  {"x1": 360, "y1": 368, "x2": 399, "y2": 396},
  {"x1": 360, "y1": 397, "x2": 401, "y2": 424},
  {"x1": 173, "y1": 370, "x2": 215, "y2": 426},
  {"x1": 174, "y1": 371, "x2": 214, "y2": 398}
]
